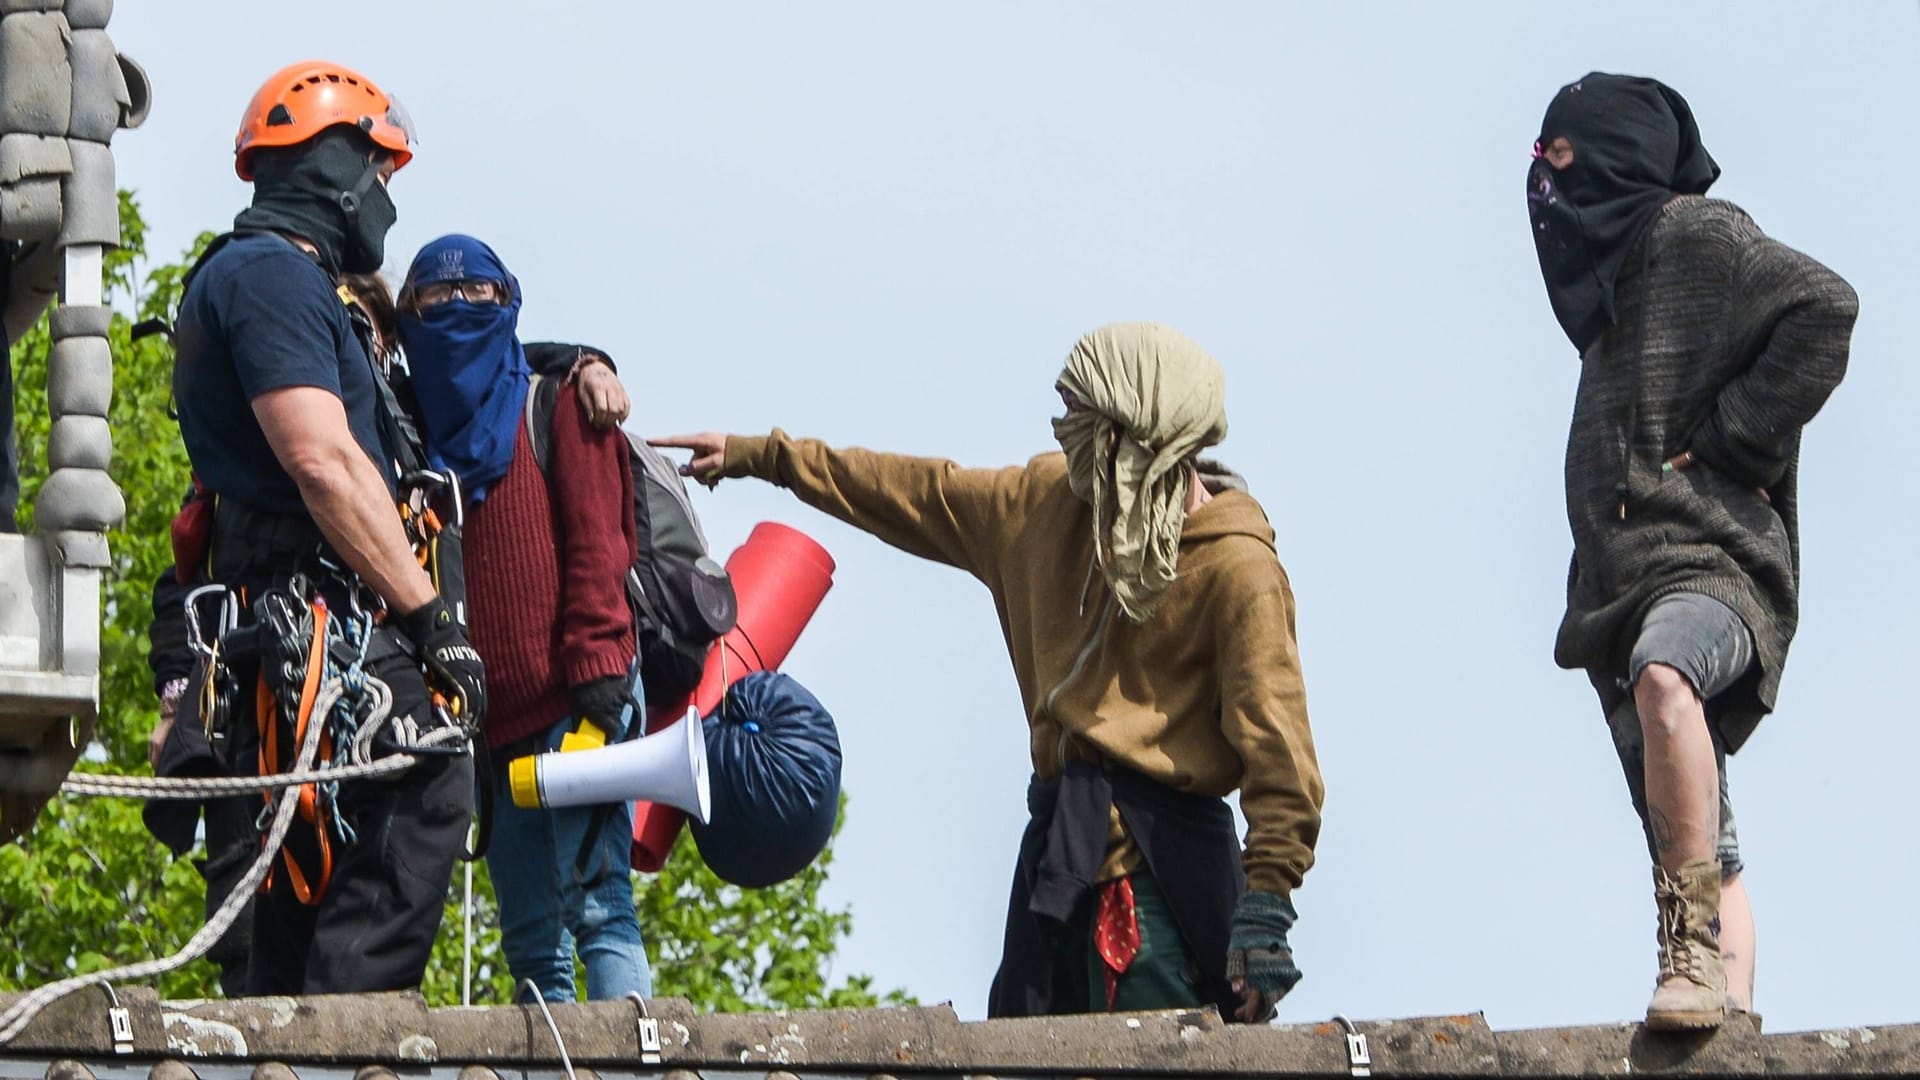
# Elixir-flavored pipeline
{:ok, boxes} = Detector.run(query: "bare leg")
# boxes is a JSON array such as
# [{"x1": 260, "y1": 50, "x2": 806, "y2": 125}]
[
  {"x1": 1634, "y1": 664, "x2": 1718, "y2": 869},
  {"x1": 1636, "y1": 662, "x2": 1729, "y2": 1029},
  {"x1": 1719, "y1": 873, "x2": 1755, "y2": 1012}
]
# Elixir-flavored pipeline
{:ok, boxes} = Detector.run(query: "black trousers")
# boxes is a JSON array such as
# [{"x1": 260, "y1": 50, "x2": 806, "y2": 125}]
[
  {"x1": 144, "y1": 699, "x2": 260, "y2": 997},
  {"x1": 243, "y1": 635, "x2": 472, "y2": 995},
  {"x1": 197, "y1": 508, "x2": 472, "y2": 994},
  {"x1": 200, "y1": 796, "x2": 258, "y2": 996}
]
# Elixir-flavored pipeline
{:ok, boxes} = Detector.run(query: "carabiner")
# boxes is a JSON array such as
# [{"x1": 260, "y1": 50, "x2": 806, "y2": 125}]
[{"x1": 183, "y1": 584, "x2": 237, "y2": 661}]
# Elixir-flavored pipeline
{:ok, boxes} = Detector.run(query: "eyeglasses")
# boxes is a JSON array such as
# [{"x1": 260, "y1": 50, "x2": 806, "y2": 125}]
[{"x1": 412, "y1": 279, "x2": 506, "y2": 307}]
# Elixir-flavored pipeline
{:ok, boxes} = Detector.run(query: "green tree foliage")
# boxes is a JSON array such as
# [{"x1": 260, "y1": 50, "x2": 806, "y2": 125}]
[
  {"x1": 2, "y1": 194, "x2": 907, "y2": 1012},
  {"x1": 635, "y1": 799, "x2": 912, "y2": 1012},
  {"x1": 1, "y1": 192, "x2": 216, "y2": 998},
  {"x1": 9, "y1": 192, "x2": 208, "y2": 769}
]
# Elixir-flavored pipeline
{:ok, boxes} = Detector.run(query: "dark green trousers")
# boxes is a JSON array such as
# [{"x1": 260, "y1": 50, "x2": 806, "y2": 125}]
[{"x1": 1051, "y1": 872, "x2": 1203, "y2": 1013}]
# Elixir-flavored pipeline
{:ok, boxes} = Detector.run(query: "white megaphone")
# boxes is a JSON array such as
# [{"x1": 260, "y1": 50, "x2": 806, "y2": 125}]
[{"x1": 506, "y1": 707, "x2": 711, "y2": 823}]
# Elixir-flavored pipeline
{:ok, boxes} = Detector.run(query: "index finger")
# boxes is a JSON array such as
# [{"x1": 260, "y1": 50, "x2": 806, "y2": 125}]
[{"x1": 646, "y1": 434, "x2": 712, "y2": 450}]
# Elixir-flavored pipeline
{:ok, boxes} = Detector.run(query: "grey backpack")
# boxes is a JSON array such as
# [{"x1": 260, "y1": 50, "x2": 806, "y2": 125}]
[{"x1": 525, "y1": 371, "x2": 737, "y2": 703}]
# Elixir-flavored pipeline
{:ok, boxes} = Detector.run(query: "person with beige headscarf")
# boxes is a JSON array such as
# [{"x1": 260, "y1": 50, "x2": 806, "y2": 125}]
[{"x1": 653, "y1": 322, "x2": 1322, "y2": 1023}]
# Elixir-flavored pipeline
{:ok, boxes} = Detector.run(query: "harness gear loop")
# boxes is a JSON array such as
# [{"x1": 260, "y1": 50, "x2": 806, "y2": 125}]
[{"x1": 257, "y1": 592, "x2": 335, "y2": 906}]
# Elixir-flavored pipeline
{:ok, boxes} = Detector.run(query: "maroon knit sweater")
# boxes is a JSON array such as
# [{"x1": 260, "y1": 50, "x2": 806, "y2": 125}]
[{"x1": 463, "y1": 383, "x2": 637, "y2": 750}]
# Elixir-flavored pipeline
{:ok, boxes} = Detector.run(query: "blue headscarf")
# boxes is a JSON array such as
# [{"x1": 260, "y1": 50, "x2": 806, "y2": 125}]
[{"x1": 396, "y1": 235, "x2": 531, "y2": 502}]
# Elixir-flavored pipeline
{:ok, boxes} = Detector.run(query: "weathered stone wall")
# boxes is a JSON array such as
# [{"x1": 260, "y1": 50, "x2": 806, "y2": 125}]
[
  {"x1": 3, "y1": 990, "x2": 1917, "y2": 1078},
  {"x1": 0, "y1": 0, "x2": 150, "y2": 532}
]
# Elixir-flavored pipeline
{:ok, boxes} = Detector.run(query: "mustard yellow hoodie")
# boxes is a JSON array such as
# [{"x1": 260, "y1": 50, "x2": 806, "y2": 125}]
[{"x1": 724, "y1": 431, "x2": 1323, "y2": 896}]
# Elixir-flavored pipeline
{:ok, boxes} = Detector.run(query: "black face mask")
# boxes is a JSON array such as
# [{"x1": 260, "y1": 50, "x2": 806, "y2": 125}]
[
  {"x1": 1527, "y1": 73, "x2": 1720, "y2": 352},
  {"x1": 236, "y1": 127, "x2": 397, "y2": 276},
  {"x1": 340, "y1": 169, "x2": 397, "y2": 275}
]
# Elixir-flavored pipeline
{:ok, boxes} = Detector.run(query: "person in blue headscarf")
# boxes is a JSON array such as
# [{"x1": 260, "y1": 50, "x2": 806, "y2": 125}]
[
  {"x1": 397, "y1": 238, "x2": 530, "y2": 501},
  {"x1": 399, "y1": 235, "x2": 651, "y2": 1002}
]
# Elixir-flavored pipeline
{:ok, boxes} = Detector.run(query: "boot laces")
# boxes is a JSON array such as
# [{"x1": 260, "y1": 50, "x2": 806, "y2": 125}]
[{"x1": 1656, "y1": 883, "x2": 1708, "y2": 981}]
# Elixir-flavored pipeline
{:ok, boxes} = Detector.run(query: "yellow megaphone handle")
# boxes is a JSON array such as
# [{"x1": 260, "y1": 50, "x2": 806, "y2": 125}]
[
  {"x1": 559, "y1": 717, "x2": 609, "y2": 753},
  {"x1": 511, "y1": 718, "x2": 613, "y2": 809}
]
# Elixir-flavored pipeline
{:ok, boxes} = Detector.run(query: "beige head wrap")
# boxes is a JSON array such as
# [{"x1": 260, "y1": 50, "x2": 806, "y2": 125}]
[{"x1": 1050, "y1": 322, "x2": 1227, "y2": 622}]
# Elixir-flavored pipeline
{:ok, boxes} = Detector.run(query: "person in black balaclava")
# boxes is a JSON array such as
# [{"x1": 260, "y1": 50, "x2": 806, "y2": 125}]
[
  {"x1": 1527, "y1": 75, "x2": 1720, "y2": 353},
  {"x1": 168, "y1": 60, "x2": 487, "y2": 996},
  {"x1": 234, "y1": 126, "x2": 398, "y2": 278},
  {"x1": 145, "y1": 254, "x2": 635, "y2": 996},
  {"x1": 1526, "y1": 73, "x2": 1857, "y2": 1030}
]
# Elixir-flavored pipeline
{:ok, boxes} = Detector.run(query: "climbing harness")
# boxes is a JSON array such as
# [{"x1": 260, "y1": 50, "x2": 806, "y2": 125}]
[
  {"x1": 0, "y1": 582, "x2": 466, "y2": 1047},
  {"x1": 0, "y1": 234, "x2": 485, "y2": 1043},
  {"x1": 0, "y1": 650, "x2": 353, "y2": 1045},
  {"x1": 246, "y1": 576, "x2": 469, "y2": 904},
  {"x1": 255, "y1": 577, "x2": 337, "y2": 904},
  {"x1": 340, "y1": 284, "x2": 491, "y2": 864}
]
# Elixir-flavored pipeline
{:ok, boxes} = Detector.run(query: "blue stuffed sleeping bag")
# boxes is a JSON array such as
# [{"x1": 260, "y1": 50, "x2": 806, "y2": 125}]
[{"x1": 691, "y1": 671, "x2": 842, "y2": 887}]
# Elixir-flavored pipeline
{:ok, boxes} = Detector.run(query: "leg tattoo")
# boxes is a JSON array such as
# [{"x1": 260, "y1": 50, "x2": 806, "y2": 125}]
[{"x1": 1648, "y1": 807, "x2": 1676, "y2": 860}]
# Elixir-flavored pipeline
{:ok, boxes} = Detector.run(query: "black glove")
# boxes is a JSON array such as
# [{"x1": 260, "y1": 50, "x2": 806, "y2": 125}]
[
  {"x1": 1225, "y1": 890, "x2": 1302, "y2": 1022},
  {"x1": 399, "y1": 597, "x2": 487, "y2": 729},
  {"x1": 569, "y1": 675, "x2": 633, "y2": 741}
]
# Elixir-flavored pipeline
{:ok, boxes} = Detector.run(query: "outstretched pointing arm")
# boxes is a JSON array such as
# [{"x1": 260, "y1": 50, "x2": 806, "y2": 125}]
[{"x1": 650, "y1": 430, "x2": 1023, "y2": 578}]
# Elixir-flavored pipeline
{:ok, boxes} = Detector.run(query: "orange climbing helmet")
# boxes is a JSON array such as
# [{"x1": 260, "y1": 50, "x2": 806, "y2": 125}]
[{"x1": 234, "y1": 60, "x2": 417, "y2": 181}]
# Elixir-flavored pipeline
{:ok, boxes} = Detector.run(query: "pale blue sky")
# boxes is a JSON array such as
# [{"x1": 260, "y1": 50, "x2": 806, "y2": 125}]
[{"x1": 110, "y1": 2, "x2": 1920, "y2": 1031}]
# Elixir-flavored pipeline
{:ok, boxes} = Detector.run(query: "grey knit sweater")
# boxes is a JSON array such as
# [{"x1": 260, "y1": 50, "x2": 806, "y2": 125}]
[{"x1": 1557, "y1": 196, "x2": 1857, "y2": 752}]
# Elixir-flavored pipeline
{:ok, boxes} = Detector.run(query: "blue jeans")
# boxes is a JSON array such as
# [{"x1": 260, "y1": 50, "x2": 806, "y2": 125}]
[{"x1": 488, "y1": 709, "x2": 652, "y2": 1002}]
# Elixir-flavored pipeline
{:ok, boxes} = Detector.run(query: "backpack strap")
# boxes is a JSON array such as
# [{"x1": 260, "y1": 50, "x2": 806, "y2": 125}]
[
  {"x1": 181, "y1": 230, "x2": 245, "y2": 295},
  {"x1": 336, "y1": 282, "x2": 430, "y2": 478},
  {"x1": 523, "y1": 372, "x2": 564, "y2": 475},
  {"x1": 462, "y1": 739, "x2": 494, "y2": 863},
  {"x1": 524, "y1": 370, "x2": 665, "y2": 635},
  {"x1": 524, "y1": 372, "x2": 677, "y2": 633}
]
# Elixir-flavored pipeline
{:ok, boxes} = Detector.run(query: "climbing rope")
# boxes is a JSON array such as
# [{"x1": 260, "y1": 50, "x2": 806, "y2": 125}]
[
  {"x1": 58, "y1": 755, "x2": 416, "y2": 797},
  {"x1": 57, "y1": 721, "x2": 467, "y2": 799},
  {"x1": 517, "y1": 979, "x2": 578, "y2": 1080},
  {"x1": 0, "y1": 586, "x2": 467, "y2": 1047},
  {"x1": 59, "y1": 600, "x2": 462, "y2": 803},
  {"x1": 0, "y1": 674, "x2": 350, "y2": 1045}
]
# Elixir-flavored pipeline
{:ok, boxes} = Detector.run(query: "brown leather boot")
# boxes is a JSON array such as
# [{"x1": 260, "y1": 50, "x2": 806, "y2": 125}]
[{"x1": 1645, "y1": 858, "x2": 1727, "y2": 1030}]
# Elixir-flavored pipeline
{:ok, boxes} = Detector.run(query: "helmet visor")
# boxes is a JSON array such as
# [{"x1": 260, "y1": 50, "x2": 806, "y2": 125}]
[{"x1": 385, "y1": 94, "x2": 420, "y2": 148}]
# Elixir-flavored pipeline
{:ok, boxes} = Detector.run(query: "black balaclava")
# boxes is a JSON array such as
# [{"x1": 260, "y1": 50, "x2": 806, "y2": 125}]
[
  {"x1": 234, "y1": 126, "x2": 397, "y2": 275},
  {"x1": 1526, "y1": 73, "x2": 1720, "y2": 352}
]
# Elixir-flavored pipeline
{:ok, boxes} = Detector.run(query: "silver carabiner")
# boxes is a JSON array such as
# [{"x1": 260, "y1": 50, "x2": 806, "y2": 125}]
[
  {"x1": 183, "y1": 584, "x2": 237, "y2": 661},
  {"x1": 401, "y1": 467, "x2": 464, "y2": 530},
  {"x1": 441, "y1": 469, "x2": 464, "y2": 528}
]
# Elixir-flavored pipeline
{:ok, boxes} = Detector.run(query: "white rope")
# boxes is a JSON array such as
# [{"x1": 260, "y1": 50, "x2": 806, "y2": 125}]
[
  {"x1": 57, "y1": 711, "x2": 468, "y2": 799},
  {"x1": 0, "y1": 676, "x2": 356, "y2": 1046},
  {"x1": 2, "y1": 589, "x2": 472, "y2": 1047},
  {"x1": 348, "y1": 675, "x2": 396, "y2": 764},
  {"x1": 59, "y1": 756, "x2": 416, "y2": 797},
  {"x1": 517, "y1": 978, "x2": 577, "y2": 1080}
]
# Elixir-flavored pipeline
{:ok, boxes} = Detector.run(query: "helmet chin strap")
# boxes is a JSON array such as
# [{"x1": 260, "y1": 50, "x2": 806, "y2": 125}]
[{"x1": 337, "y1": 159, "x2": 382, "y2": 217}]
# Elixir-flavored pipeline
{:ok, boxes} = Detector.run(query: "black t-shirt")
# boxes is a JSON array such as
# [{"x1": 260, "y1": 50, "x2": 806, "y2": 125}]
[{"x1": 173, "y1": 233, "x2": 390, "y2": 515}]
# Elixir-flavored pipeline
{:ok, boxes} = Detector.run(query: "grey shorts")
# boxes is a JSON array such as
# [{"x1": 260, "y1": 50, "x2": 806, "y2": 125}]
[{"x1": 1597, "y1": 592, "x2": 1754, "y2": 880}]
